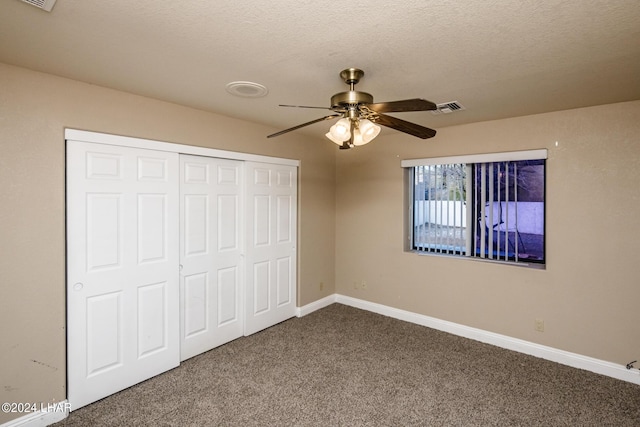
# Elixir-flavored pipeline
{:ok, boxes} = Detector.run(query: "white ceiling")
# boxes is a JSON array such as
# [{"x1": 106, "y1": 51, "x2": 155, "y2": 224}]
[{"x1": 1, "y1": 0, "x2": 639, "y2": 139}]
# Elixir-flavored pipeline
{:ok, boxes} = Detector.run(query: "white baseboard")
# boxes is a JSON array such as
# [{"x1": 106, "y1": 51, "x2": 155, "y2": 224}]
[
  {"x1": 296, "y1": 294, "x2": 336, "y2": 317},
  {"x1": 298, "y1": 294, "x2": 640, "y2": 386},
  {"x1": 1, "y1": 401, "x2": 69, "y2": 427}
]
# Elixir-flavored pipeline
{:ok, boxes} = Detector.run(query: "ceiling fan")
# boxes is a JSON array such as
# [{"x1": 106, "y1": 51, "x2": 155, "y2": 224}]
[{"x1": 267, "y1": 68, "x2": 437, "y2": 149}]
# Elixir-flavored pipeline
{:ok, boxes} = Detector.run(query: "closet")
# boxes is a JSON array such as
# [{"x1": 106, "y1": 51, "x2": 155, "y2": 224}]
[{"x1": 66, "y1": 130, "x2": 297, "y2": 410}]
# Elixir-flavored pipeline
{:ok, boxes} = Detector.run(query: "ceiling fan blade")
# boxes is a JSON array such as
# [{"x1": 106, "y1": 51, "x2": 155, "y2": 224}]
[
  {"x1": 365, "y1": 98, "x2": 437, "y2": 113},
  {"x1": 373, "y1": 113, "x2": 437, "y2": 139},
  {"x1": 279, "y1": 104, "x2": 331, "y2": 110},
  {"x1": 267, "y1": 114, "x2": 341, "y2": 138}
]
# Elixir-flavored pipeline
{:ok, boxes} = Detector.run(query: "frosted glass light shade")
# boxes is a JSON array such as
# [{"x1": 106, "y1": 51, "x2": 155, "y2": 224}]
[
  {"x1": 325, "y1": 132, "x2": 345, "y2": 145},
  {"x1": 358, "y1": 119, "x2": 381, "y2": 143},
  {"x1": 352, "y1": 129, "x2": 366, "y2": 146},
  {"x1": 329, "y1": 118, "x2": 351, "y2": 141}
]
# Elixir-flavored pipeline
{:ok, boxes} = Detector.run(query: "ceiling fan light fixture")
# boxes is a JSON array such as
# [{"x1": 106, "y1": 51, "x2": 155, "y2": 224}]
[
  {"x1": 358, "y1": 119, "x2": 381, "y2": 143},
  {"x1": 328, "y1": 118, "x2": 351, "y2": 141}
]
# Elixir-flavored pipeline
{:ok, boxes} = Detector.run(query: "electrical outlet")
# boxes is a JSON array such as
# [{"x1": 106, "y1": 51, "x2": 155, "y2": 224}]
[
  {"x1": 361, "y1": 280, "x2": 367, "y2": 289},
  {"x1": 319, "y1": 282, "x2": 324, "y2": 291},
  {"x1": 534, "y1": 318, "x2": 545, "y2": 332}
]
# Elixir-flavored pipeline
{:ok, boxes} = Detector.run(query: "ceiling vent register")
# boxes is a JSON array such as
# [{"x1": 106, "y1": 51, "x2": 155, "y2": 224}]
[
  {"x1": 431, "y1": 101, "x2": 465, "y2": 115},
  {"x1": 19, "y1": 0, "x2": 57, "y2": 12}
]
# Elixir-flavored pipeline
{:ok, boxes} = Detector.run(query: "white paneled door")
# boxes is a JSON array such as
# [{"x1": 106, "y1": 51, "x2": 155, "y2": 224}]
[
  {"x1": 179, "y1": 155, "x2": 244, "y2": 361},
  {"x1": 66, "y1": 141, "x2": 180, "y2": 410},
  {"x1": 244, "y1": 162, "x2": 297, "y2": 336},
  {"x1": 66, "y1": 131, "x2": 298, "y2": 411}
]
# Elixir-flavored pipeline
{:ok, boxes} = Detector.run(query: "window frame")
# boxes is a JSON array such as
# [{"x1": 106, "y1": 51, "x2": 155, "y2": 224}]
[{"x1": 402, "y1": 149, "x2": 547, "y2": 269}]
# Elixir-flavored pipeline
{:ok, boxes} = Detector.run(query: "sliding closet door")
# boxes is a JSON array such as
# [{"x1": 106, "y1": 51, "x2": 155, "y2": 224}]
[
  {"x1": 179, "y1": 155, "x2": 244, "y2": 361},
  {"x1": 244, "y1": 162, "x2": 297, "y2": 336},
  {"x1": 66, "y1": 141, "x2": 180, "y2": 410}
]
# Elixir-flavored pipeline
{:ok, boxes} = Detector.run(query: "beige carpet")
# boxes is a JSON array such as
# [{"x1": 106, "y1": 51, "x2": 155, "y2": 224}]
[{"x1": 54, "y1": 304, "x2": 640, "y2": 426}]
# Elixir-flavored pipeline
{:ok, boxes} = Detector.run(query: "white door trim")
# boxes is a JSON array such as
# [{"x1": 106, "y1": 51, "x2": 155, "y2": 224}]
[{"x1": 65, "y1": 129, "x2": 300, "y2": 167}]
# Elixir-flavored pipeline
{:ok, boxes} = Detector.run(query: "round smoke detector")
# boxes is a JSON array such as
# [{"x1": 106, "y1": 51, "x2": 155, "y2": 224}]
[{"x1": 225, "y1": 81, "x2": 268, "y2": 98}]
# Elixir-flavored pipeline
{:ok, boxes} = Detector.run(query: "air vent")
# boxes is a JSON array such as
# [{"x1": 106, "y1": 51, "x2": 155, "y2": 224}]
[
  {"x1": 431, "y1": 101, "x2": 466, "y2": 115},
  {"x1": 19, "y1": 0, "x2": 57, "y2": 12}
]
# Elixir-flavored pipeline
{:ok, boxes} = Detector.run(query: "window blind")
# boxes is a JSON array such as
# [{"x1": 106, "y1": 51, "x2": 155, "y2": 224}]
[{"x1": 404, "y1": 149, "x2": 547, "y2": 266}]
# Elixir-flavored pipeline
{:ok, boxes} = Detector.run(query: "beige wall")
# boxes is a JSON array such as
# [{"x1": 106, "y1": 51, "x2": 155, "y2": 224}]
[
  {"x1": 336, "y1": 99, "x2": 640, "y2": 366},
  {"x1": 0, "y1": 63, "x2": 336, "y2": 423}
]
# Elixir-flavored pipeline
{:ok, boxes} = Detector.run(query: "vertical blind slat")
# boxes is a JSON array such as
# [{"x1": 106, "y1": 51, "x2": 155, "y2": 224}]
[
  {"x1": 479, "y1": 164, "x2": 486, "y2": 258},
  {"x1": 488, "y1": 163, "x2": 494, "y2": 259},
  {"x1": 504, "y1": 163, "x2": 510, "y2": 261},
  {"x1": 514, "y1": 162, "x2": 519, "y2": 262},
  {"x1": 496, "y1": 163, "x2": 501, "y2": 258},
  {"x1": 465, "y1": 164, "x2": 473, "y2": 256}
]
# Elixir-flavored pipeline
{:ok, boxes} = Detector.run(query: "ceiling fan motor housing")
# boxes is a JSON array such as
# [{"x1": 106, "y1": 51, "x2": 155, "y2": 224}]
[{"x1": 330, "y1": 91, "x2": 374, "y2": 109}]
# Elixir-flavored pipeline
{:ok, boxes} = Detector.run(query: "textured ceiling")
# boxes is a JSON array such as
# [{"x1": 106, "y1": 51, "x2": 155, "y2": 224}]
[{"x1": 1, "y1": 0, "x2": 639, "y2": 139}]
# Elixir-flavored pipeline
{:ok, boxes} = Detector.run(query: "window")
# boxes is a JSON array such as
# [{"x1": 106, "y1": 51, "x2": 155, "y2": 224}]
[{"x1": 402, "y1": 150, "x2": 546, "y2": 266}]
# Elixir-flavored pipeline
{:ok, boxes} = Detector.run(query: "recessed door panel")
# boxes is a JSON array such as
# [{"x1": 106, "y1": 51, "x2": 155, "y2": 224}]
[
  {"x1": 184, "y1": 162, "x2": 209, "y2": 184},
  {"x1": 138, "y1": 194, "x2": 167, "y2": 264},
  {"x1": 218, "y1": 165, "x2": 238, "y2": 185},
  {"x1": 184, "y1": 195, "x2": 208, "y2": 256},
  {"x1": 276, "y1": 170, "x2": 293, "y2": 187},
  {"x1": 137, "y1": 282, "x2": 168, "y2": 357},
  {"x1": 138, "y1": 157, "x2": 168, "y2": 182},
  {"x1": 276, "y1": 257, "x2": 292, "y2": 307},
  {"x1": 218, "y1": 194, "x2": 238, "y2": 252},
  {"x1": 254, "y1": 195, "x2": 270, "y2": 246},
  {"x1": 183, "y1": 272, "x2": 208, "y2": 338},
  {"x1": 86, "y1": 292, "x2": 122, "y2": 376},
  {"x1": 276, "y1": 195, "x2": 292, "y2": 243},
  {"x1": 86, "y1": 194, "x2": 121, "y2": 271},
  {"x1": 86, "y1": 152, "x2": 122, "y2": 180},
  {"x1": 253, "y1": 168, "x2": 270, "y2": 186},
  {"x1": 218, "y1": 266, "x2": 238, "y2": 326},
  {"x1": 253, "y1": 261, "x2": 270, "y2": 315}
]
